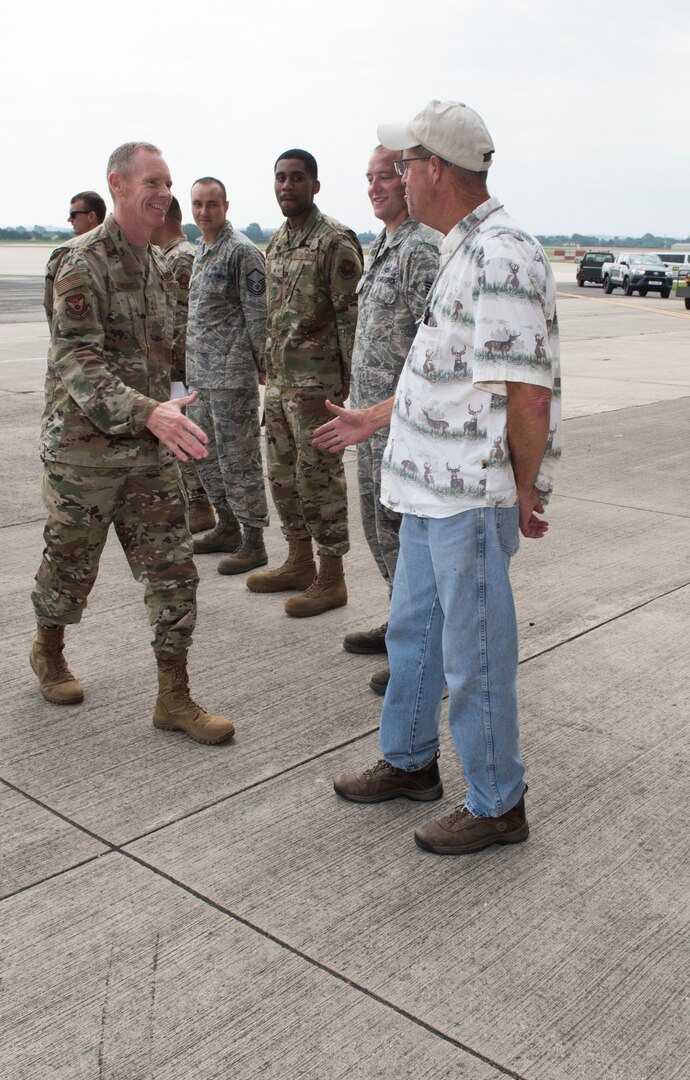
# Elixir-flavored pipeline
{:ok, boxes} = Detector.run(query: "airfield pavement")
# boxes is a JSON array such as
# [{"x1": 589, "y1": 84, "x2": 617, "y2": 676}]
[{"x1": 1, "y1": 245, "x2": 689, "y2": 1079}]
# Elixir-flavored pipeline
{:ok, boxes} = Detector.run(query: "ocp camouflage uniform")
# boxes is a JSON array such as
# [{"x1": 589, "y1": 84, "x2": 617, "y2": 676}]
[
  {"x1": 265, "y1": 205, "x2": 363, "y2": 554},
  {"x1": 186, "y1": 222, "x2": 269, "y2": 529},
  {"x1": 350, "y1": 219, "x2": 440, "y2": 590},
  {"x1": 32, "y1": 214, "x2": 198, "y2": 657},
  {"x1": 160, "y1": 234, "x2": 207, "y2": 504}
]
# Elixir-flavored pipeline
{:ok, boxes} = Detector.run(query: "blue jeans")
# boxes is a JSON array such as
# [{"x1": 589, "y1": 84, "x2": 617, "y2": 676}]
[{"x1": 380, "y1": 507, "x2": 524, "y2": 818}]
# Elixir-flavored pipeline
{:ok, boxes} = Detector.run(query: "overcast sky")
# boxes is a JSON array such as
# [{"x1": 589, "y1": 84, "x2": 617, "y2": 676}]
[{"x1": 3, "y1": 1, "x2": 688, "y2": 237}]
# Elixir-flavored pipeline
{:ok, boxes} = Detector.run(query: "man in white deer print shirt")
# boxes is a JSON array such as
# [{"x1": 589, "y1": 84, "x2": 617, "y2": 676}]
[{"x1": 314, "y1": 100, "x2": 561, "y2": 856}]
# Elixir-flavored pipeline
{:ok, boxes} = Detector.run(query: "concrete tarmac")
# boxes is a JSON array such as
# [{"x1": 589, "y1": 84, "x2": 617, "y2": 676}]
[{"x1": 1, "y1": 257, "x2": 689, "y2": 1079}]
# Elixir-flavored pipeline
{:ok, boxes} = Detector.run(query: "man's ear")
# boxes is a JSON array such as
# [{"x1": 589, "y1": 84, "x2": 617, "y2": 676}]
[
  {"x1": 313, "y1": 179, "x2": 321, "y2": 196},
  {"x1": 108, "y1": 171, "x2": 121, "y2": 198},
  {"x1": 429, "y1": 156, "x2": 445, "y2": 184}
]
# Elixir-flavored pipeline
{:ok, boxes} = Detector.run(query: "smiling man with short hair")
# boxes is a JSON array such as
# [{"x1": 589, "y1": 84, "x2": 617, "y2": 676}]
[{"x1": 31, "y1": 142, "x2": 235, "y2": 745}]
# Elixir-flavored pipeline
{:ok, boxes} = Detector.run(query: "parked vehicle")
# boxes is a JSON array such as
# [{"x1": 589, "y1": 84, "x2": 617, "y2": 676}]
[
  {"x1": 600, "y1": 254, "x2": 674, "y2": 298},
  {"x1": 576, "y1": 251, "x2": 615, "y2": 287},
  {"x1": 676, "y1": 271, "x2": 690, "y2": 310},
  {"x1": 655, "y1": 252, "x2": 690, "y2": 277}
]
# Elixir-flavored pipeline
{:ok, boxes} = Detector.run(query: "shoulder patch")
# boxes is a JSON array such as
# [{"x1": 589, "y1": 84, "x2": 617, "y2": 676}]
[
  {"x1": 64, "y1": 293, "x2": 91, "y2": 319},
  {"x1": 246, "y1": 267, "x2": 266, "y2": 296},
  {"x1": 55, "y1": 270, "x2": 88, "y2": 295},
  {"x1": 339, "y1": 259, "x2": 356, "y2": 280}
]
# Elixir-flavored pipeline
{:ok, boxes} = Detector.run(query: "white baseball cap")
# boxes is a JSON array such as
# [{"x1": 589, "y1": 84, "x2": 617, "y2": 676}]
[{"x1": 378, "y1": 100, "x2": 494, "y2": 172}]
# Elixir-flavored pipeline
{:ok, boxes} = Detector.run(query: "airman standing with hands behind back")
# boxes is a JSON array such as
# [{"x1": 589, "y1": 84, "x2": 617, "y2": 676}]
[
  {"x1": 31, "y1": 141, "x2": 235, "y2": 745},
  {"x1": 185, "y1": 176, "x2": 270, "y2": 576},
  {"x1": 247, "y1": 149, "x2": 363, "y2": 618}
]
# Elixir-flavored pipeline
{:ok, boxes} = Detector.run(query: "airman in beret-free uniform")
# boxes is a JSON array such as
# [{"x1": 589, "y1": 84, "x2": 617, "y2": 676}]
[
  {"x1": 30, "y1": 141, "x2": 234, "y2": 745},
  {"x1": 186, "y1": 176, "x2": 270, "y2": 577},
  {"x1": 247, "y1": 149, "x2": 363, "y2": 618}
]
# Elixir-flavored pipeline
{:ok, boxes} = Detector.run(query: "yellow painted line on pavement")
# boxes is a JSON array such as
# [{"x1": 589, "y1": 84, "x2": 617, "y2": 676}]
[{"x1": 557, "y1": 291, "x2": 690, "y2": 320}]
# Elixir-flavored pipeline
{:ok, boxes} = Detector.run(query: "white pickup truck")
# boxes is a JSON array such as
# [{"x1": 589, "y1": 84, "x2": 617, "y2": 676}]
[{"x1": 600, "y1": 253, "x2": 673, "y2": 298}]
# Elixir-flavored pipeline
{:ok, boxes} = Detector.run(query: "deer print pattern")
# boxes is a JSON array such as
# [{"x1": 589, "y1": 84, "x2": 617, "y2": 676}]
[{"x1": 379, "y1": 197, "x2": 562, "y2": 517}]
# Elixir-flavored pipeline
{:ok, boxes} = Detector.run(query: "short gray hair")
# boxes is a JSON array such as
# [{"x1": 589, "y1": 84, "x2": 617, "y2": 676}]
[{"x1": 106, "y1": 142, "x2": 161, "y2": 194}]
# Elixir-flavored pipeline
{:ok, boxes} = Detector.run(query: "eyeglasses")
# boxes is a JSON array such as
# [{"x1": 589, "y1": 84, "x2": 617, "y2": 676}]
[
  {"x1": 393, "y1": 157, "x2": 432, "y2": 177},
  {"x1": 68, "y1": 210, "x2": 90, "y2": 220}
]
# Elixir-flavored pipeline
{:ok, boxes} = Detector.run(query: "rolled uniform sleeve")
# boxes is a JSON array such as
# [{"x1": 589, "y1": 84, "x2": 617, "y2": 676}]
[
  {"x1": 326, "y1": 238, "x2": 363, "y2": 384},
  {"x1": 50, "y1": 254, "x2": 157, "y2": 435}
]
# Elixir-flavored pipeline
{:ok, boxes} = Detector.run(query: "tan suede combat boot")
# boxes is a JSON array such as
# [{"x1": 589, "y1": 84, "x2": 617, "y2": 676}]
[
  {"x1": 284, "y1": 554, "x2": 347, "y2": 617},
  {"x1": 188, "y1": 495, "x2": 216, "y2": 534},
  {"x1": 217, "y1": 526, "x2": 268, "y2": 575},
  {"x1": 193, "y1": 505, "x2": 242, "y2": 554},
  {"x1": 30, "y1": 624, "x2": 84, "y2": 705},
  {"x1": 153, "y1": 654, "x2": 235, "y2": 744},
  {"x1": 246, "y1": 539, "x2": 316, "y2": 593}
]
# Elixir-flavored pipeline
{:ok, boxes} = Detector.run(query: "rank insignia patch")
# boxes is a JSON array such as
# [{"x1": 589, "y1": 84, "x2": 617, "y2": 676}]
[
  {"x1": 339, "y1": 259, "x2": 356, "y2": 280},
  {"x1": 246, "y1": 268, "x2": 266, "y2": 296},
  {"x1": 65, "y1": 293, "x2": 90, "y2": 319}
]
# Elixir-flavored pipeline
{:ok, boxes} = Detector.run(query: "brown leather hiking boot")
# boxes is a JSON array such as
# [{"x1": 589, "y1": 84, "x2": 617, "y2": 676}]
[
  {"x1": 414, "y1": 787, "x2": 529, "y2": 855},
  {"x1": 333, "y1": 752, "x2": 443, "y2": 803},
  {"x1": 188, "y1": 496, "x2": 216, "y2": 535},
  {"x1": 153, "y1": 654, "x2": 235, "y2": 744},
  {"x1": 193, "y1": 506, "x2": 242, "y2": 554},
  {"x1": 217, "y1": 527, "x2": 268, "y2": 575},
  {"x1": 343, "y1": 623, "x2": 388, "y2": 655},
  {"x1": 30, "y1": 624, "x2": 84, "y2": 705},
  {"x1": 284, "y1": 554, "x2": 347, "y2": 617},
  {"x1": 246, "y1": 539, "x2": 315, "y2": 593},
  {"x1": 370, "y1": 667, "x2": 390, "y2": 695}
]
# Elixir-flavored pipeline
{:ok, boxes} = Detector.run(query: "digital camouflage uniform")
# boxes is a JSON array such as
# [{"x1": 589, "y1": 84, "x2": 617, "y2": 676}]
[
  {"x1": 32, "y1": 214, "x2": 198, "y2": 657},
  {"x1": 265, "y1": 205, "x2": 363, "y2": 555},
  {"x1": 350, "y1": 218, "x2": 440, "y2": 591},
  {"x1": 159, "y1": 234, "x2": 207, "y2": 504},
  {"x1": 186, "y1": 222, "x2": 269, "y2": 529}
]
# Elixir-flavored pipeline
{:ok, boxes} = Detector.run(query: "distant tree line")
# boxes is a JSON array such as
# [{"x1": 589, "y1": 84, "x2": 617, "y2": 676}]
[
  {"x1": 536, "y1": 232, "x2": 690, "y2": 250},
  {"x1": 5, "y1": 224, "x2": 687, "y2": 251},
  {"x1": 0, "y1": 225, "x2": 72, "y2": 242},
  {"x1": 1, "y1": 223, "x2": 382, "y2": 245}
]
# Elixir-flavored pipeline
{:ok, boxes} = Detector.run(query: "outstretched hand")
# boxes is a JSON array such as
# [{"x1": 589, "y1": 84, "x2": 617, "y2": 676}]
[
  {"x1": 145, "y1": 391, "x2": 209, "y2": 462},
  {"x1": 313, "y1": 398, "x2": 392, "y2": 452}
]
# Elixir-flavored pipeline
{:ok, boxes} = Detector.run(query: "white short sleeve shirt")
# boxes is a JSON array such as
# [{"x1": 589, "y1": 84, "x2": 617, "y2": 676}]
[{"x1": 380, "y1": 197, "x2": 562, "y2": 518}]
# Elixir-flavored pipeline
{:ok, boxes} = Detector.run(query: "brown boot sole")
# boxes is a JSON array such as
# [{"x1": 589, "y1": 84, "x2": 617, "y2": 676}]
[
  {"x1": 193, "y1": 542, "x2": 242, "y2": 554},
  {"x1": 152, "y1": 716, "x2": 235, "y2": 745},
  {"x1": 218, "y1": 554, "x2": 268, "y2": 576},
  {"x1": 30, "y1": 654, "x2": 84, "y2": 705},
  {"x1": 285, "y1": 594, "x2": 348, "y2": 618},
  {"x1": 246, "y1": 571, "x2": 316, "y2": 593},
  {"x1": 333, "y1": 780, "x2": 444, "y2": 803},
  {"x1": 414, "y1": 823, "x2": 529, "y2": 855}
]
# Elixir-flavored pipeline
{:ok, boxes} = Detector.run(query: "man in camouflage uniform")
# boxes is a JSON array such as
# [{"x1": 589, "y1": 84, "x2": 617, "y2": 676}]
[
  {"x1": 186, "y1": 176, "x2": 269, "y2": 575},
  {"x1": 31, "y1": 141, "x2": 234, "y2": 745},
  {"x1": 247, "y1": 149, "x2": 363, "y2": 617},
  {"x1": 151, "y1": 196, "x2": 215, "y2": 536},
  {"x1": 343, "y1": 146, "x2": 440, "y2": 693}
]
